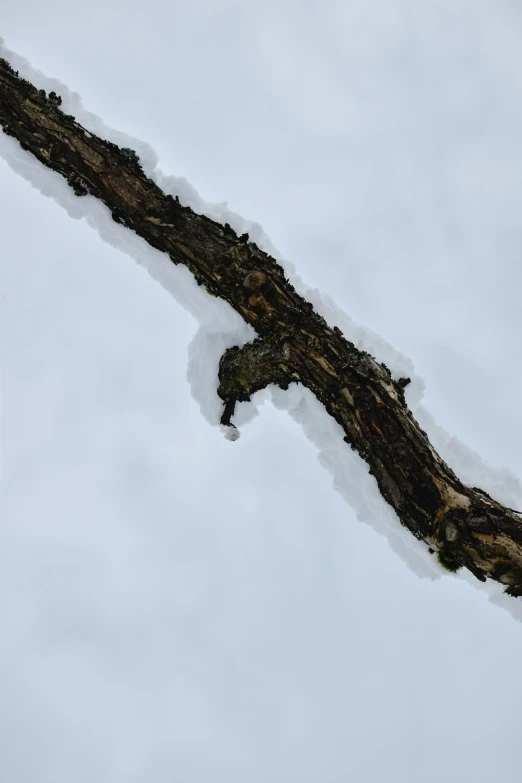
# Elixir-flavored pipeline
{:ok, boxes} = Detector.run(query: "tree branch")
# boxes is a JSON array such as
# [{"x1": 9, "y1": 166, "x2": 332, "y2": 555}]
[{"x1": 2, "y1": 56, "x2": 522, "y2": 595}]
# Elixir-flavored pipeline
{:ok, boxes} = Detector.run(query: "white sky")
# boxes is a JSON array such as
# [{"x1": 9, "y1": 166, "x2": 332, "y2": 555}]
[{"x1": 1, "y1": 2, "x2": 522, "y2": 781}]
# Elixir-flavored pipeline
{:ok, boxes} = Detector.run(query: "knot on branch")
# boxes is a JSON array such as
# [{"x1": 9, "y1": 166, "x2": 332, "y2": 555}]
[
  {"x1": 217, "y1": 337, "x2": 298, "y2": 427},
  {"x1": 243, "y1": 270, "x2": 272, "y2": 293}
]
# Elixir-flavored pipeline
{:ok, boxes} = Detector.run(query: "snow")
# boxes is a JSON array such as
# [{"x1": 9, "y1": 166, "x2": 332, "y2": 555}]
[{"x1": 2, "y1": 37, "x2": 522, "y2": 612}]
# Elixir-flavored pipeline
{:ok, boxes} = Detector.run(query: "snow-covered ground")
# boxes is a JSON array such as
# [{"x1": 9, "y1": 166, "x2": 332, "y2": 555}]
[{"x1": 1, "y1": 4, "x2": 522, "y2": 782}]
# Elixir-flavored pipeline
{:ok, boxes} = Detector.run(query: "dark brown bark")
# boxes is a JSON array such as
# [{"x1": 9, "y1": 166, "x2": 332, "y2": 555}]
[{"x1": 2, "y1": 56, "x2": 522, "y2": 595}]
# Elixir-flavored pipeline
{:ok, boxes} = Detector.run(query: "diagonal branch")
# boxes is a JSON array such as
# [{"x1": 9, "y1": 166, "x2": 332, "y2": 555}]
[{"x1": 2, "y1": 56, "x2": 522, "y2": 595}]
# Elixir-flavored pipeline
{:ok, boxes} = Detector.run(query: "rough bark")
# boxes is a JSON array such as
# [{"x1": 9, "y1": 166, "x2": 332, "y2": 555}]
[{"x1": 2, "y1": 57, "x2": 522, "y2": 595}]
